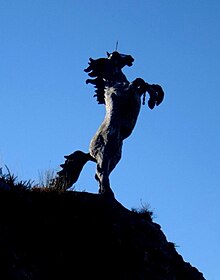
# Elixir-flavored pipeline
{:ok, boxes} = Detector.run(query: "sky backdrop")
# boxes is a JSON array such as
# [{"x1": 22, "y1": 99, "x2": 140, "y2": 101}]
[{"x1": 0, "y1": 1, "x2": 220, "y2": 279}]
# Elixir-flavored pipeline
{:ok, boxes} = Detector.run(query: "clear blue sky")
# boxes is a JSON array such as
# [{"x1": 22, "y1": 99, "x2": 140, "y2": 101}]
[{"x1": 0, "y1": 1, "x2": 219, "y2": 279}]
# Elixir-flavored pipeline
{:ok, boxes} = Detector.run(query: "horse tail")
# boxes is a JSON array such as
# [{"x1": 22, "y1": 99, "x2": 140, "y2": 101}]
[{"x1": 55, "y1": 150, "x2": 96, "y2": 190}]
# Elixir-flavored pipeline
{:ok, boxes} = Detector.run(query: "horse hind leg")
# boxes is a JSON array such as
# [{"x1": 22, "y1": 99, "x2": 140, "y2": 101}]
[{"x1": 95, "y1": 161, "x2": 114, "y2": 196}]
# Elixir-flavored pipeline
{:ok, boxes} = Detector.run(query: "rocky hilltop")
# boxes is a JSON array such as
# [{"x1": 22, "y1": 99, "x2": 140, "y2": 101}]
[{"x1": 0, "y1": 186, "x2": 205, "y2": 280}]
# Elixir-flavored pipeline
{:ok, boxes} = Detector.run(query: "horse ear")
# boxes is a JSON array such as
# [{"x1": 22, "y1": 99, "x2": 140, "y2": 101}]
[{"x1": 106, "y1": 51, "x2": 110, "y2": 57}]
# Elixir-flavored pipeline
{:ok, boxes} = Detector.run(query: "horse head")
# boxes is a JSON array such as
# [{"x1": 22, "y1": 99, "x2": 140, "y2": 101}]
[{"x1": 107, "y1": 51, "x2": 134, "y2": 69}]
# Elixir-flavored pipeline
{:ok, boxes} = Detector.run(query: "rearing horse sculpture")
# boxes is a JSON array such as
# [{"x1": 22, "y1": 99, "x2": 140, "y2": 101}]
[{"x1": 54, "y1": 51, "x2": 164, "y2": 195}]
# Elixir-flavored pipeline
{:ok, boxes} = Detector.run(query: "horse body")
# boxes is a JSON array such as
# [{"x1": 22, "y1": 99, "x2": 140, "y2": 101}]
[{"x1": 89, "y1": 83, "x2": 143, "y2": 194}]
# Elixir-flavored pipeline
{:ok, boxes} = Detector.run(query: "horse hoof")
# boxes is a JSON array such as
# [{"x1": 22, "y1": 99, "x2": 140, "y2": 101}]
[{"x1": 98, "y1": 187, "x2": 115, "y2": 198}]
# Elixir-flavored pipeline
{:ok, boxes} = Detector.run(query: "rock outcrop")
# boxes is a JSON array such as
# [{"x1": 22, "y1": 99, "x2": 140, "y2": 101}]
[{"x1": 0, "y1": 188, "x2": 205, "y2": 280}]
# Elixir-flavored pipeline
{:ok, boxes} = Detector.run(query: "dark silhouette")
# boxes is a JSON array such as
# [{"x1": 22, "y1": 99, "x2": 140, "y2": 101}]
[
  {"x1": 55, "y1": 51, "x2": 164, "y2": 195},
  {"x1": 0, "y1": 186, "x2": 206, "y2": 280}
]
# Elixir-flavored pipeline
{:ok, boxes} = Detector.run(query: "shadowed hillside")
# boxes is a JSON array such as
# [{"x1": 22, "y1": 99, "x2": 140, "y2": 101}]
[{"x1": 0, "y1": 182, "x2": 205, "y2": 280}]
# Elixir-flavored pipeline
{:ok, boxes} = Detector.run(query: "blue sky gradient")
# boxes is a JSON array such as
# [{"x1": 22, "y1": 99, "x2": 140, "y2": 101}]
[{"x1": 0, "y1": 1, "x2": 219, "y2": 279}]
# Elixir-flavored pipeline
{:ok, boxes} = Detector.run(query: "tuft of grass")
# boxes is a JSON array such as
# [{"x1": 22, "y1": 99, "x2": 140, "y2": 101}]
[
  {"x1": 37, "y1": 168, "x2": 75, "y2": 191},
  {"x1": 0, "y1": 166, "x2": 75, "y2": 193},
  {"x1": 37, "y1": 169, "x2": 57, "y2": 188},
  {"x1": 131, "y1": 201, "x2": 156, "y2": 221},
  {"x1": 0, "y1": 165, "x2": 34, "y2": 190}
]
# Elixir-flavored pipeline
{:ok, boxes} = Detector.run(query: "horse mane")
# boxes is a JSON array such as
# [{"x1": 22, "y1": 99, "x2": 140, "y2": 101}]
[{"x1": 84, "y1": 57, "x2": 108, "y2": 104}]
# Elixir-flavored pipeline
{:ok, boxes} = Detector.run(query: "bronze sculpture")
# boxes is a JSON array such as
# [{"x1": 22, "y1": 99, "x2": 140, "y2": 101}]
[{"x1": 54, "y1": 51, "x2": 164, "y2": 196}]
